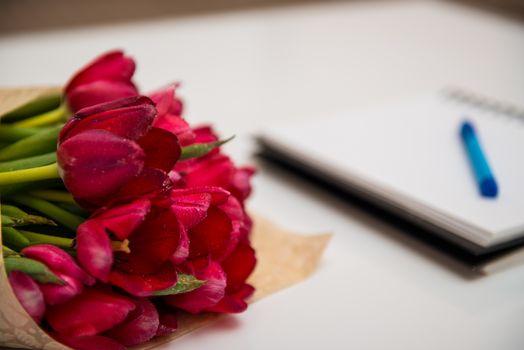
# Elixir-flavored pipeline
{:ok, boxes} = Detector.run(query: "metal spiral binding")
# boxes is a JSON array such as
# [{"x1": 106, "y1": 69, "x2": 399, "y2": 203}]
[{"x1": 443, "y1": 87, "x2": 524, "y2": 122}]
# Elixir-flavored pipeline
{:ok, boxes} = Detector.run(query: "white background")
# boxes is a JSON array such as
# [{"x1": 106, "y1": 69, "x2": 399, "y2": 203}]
[{"x1": 1, "y1": 1, "x2": 524, "y2": 349}]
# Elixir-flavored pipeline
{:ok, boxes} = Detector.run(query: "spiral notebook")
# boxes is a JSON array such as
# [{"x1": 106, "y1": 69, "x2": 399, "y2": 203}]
[{"x1": 257, "y1": 89, "x2": 524, "y2": 260}]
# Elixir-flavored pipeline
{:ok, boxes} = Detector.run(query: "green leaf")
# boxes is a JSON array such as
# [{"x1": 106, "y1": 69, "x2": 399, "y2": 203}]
[
  {"x1": 0, "y1": 152, "x2": 56, "y2": 172},
  {"x1": 0, "y1": 125, "x2": 62, "y2": 161},
  {"x1": 1, "y1": 215, "x2": 14, "y2": 226},
  {"x1": 2, "y1": 245, "x2": 18, "y2": 257},
  {"x1": 4, "y1": 256, "x2": 65, "y2": 284},
  {"x1": 2, "y1": 227, "x2": 31, "y2": 250},
  {"x1": 1, "y1": 93, "x2": 62, "y2": 123},
  {"x1": 153, "y1": 273, "x2": 206, "y2": 296},
  {"x1": 180, "y1": 136, "x2": 235, "y2": 160}
]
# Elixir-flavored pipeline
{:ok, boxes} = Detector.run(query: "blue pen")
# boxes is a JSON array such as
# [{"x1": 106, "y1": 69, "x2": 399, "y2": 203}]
[{"x1": 459, "y1": 120, "x2": 498, "y2": 198}]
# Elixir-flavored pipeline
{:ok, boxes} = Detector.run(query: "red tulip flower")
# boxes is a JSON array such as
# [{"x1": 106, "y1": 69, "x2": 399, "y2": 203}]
[
  {"x1": 57, "y1": 96, "x2": 181, "y2": 209},
  {"x1": 46, "y1": 288, "x2": 136, "y2": 337},
  {"x1": 48, "y1": 290, "x2": 172, "y2": 349},
  {"x1": 75, "y1": 184, "x2": 256, "y2": 308},
  {"x1": 149, "y1": 84, "x2": 194, "y2": 146},
  {"x1": 8, "y1": 271, "x2": 46, "y2": 322},
  {"x1": 22, "y1": 244, "x2": 95, "y2": 305},
  {"x1": 76, "y1": 197, "x2": 185, "y2": 296},
  {"x1": 175, "y1": 125, "x2": 255, "y2": 203},
  {"x1": 65, "y1": 51, "x2": 139, "y2": 113},
  {"x1": 165, "y1": 192, "x2": 256, "y2": 313},
  {"x1": 8, "y1": 244, "x2": 96, "y2": 323}
]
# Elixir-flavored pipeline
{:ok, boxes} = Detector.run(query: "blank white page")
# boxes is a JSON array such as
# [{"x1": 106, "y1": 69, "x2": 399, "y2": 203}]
[{"x1": 261, "y1": 93, "x2": 524, "y2": 247}]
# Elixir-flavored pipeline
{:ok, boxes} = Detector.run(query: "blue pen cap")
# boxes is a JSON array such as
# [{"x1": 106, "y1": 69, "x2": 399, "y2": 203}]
[{"x1": 460, "y1": 120, "x2": 498, "y2": 198}]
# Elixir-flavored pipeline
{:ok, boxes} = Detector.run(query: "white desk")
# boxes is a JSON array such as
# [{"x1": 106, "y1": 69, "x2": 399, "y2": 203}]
[{"x1": 2, "y1": 1, "x2": 524, "y2": 349}]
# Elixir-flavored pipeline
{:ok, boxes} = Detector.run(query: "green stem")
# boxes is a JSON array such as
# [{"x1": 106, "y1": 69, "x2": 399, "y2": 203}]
[
  {"x1": 0, "y1": 126, "x2": 44, "y2": 142},
  {"x1": 12, "y1": 104, "x2": 68, "y2": 128},
  {"x1": 1, "y1": 92, "x2": 62, "y2": 123},
  {"x1": 0, "y1": 125, "x2": 62, "y2": 161},
  {"x1": 18, "y1": 230, "x2": 74, "y2": 249},
  {"x1": 0, "y1": 152, "x2": 56, "y2": 172},
  {"x1": 9, "y1": 194, "x2": 84, "y2": 231},
  {"x1": 2, "y1": 227, "x2": 31, "y2": 250},
  {"x1": 0, "y1": 163, "x2": 59, "y2": 186},
  {"x1": 29, "y1": 190, "x2": 75, "y2": 204},
  {"x1": 0, "y1": 179, "x2": 64, "y2": 197}
]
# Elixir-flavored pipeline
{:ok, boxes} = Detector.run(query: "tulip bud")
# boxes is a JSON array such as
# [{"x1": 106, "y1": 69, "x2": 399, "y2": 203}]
[
  {"x1": 65, "y1": 51, "x2": 138, "y2": 112},
  {"x1": 8, "y1": 271, "x2": 45, "y2": 322}
]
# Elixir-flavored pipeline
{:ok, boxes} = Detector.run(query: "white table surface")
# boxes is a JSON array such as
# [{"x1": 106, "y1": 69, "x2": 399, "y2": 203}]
[{"x1": 2, "y1": 1, "x2": 524, "y2": 349}]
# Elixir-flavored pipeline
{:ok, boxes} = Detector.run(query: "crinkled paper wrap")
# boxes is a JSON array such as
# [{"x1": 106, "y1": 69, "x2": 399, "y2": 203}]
[{"x1": 0, "y1": 87, "x2": 332, "y2": 350}]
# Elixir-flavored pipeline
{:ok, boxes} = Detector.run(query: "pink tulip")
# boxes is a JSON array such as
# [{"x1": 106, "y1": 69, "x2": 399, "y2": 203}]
[
  {"x1": 57, "y1": 96, "x2": 180, "y2": 209},
  {"x1": 105, "y1": 298, "x2": 160, "y2": 346},
  {"x1": 21, "y1": 244, "x2": 94, "y2": 305},
  {"x1": 155, "y1": 312, "x2": 178, "y2": 337},
  {"x1": 76, "y1": 197, "x2": 182, "y2": 296},
  {"x1": 175, "y1": 130, "x2": 256, "y2": 203},
  {"x1": 22, "y1": 244, "x2": 95, "y2": 285},
  {"x1": 149, "y1": 85, "x2": 194, "y2": 146},
  {"x1": 165, "y1": 259, "x2": 226, "y2": 314},
  {"x1": 8, "y1": 271, "x2": 45, "y2": 322},
  {"x1": 46, "y1": 288, "x2": 136, "y2": 337},
  {"x1": 65, "y1": 50, "x2": 138, "y2": 112}
]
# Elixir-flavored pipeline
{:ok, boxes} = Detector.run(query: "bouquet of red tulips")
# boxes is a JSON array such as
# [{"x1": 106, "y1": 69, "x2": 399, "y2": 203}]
[{"x1": 0, "y1": 51, "x2": 257, "y2": 349}]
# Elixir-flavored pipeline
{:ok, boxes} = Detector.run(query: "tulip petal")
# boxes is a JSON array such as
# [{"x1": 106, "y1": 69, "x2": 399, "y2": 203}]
[
  {"x1": 66, "y1": 80, "x2": 138, "y2": 113},
  {"x1": 114, "y1": 208, "x2": 180, "y2": 275},
  {"x1": 193, "y1": 125, "x2": 219, "y2": 144},
  {"x1": 206, "y1": 284, "x2": 255, "y2": 314},
  {"x1": 47, "y1": 288, "x2": 135, "y2": 337},
  {"x1": 155, "y1": 311, "x2": 178, "y2": 337},
  {"x1": 188, "y1": 206, "x2": 232, "y2": 259},
  {"x1": 57, "y1": 129, "x2": 145, "y2": 203},
  {"x1": 52, "y1": 334, "x2": 125, "y2": 350},
  {"x1": 183, "y1": 154, "x2": 234, "y2": 189},
  {"x1": 153, "y1": 114, "x2": 194, "y2": 146},
  {"x1": 60, "y1": 96, "x2": 156, "y2": 143},
  {"x1": 164, "y1": 260, "x2": 226, "y2": 314},
  {"x1": 221, "y1": 242, "x2": 256, "y2": 293},
  {"x1": 231, "y1": 166, "x2": 256, "y2": 201},
  {"x1": 40, "y1": 272, "x2": 84, "y2": 305},
  {"x1": 149, "y1": 84, "x2": 183, "y2": 117},
  {"x1": 91, "y1": 198, "x2": 150, "y2": 240},
  {"x1": 65, "y1": 50, "x2": 135, "y2": 94},
  {"x1": 171, "y1": 222, "x2": 189, "y2": 264},
  {"x1": 116, "y1": 167, "x2": 172, "y2": 199},
  {"x1": 170, "y1": 191, "x2": 212, "y2": 229},
  {"x1": 22, "y1": 244, "x2": 95, "y2": 286},
  {"x1": 8, "y1": 271, "x2": 45, "y2": 322},
  {"x1": 138, "y1": 127, "x2": 181, "y2": 172},
  {"x1": 109, "y1": 263, "x2": 178, "y2": 297},
  {"x1": 77, "y1": 221, "x2": 113, "y2": 281},
  {"x1": 170, "y1": 187, "x2": 230, "y2": 227},
  {"x1": 105, "y1": 298, "x2": 160, "y2": 346},
  {"x1": 149, "y1": 85, "x2": 193, "y2": 145}
]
